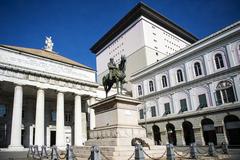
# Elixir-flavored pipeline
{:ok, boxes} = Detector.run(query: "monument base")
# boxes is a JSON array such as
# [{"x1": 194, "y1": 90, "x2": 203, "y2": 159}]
[{"x1": 75, "y1": 95, "x2": 165, "y2": 160}]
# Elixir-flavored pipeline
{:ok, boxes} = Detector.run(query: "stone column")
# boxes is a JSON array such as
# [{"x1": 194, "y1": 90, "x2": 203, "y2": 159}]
[
  {"x1": 34, "y1": 89, "x2": 45, "y2": 146},
  {"x1": 89, "y1": 97, "x2": 96, "y2": 130},
  {"x1": 9, "y1": 85, "x2": 24, "y2": 149},
  {"x1": 56, "y1": 92, "x2": 65, "y2": 148},
  {"x1": 74, "y1": 95, "x2": 83, "y2": 146}
]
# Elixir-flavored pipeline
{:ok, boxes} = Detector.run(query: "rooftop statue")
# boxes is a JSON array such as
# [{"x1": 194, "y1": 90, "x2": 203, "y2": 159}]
[
  {"x1": 103, "y1": 55, "x2": 126, "y2": 97},
  {"x1": 44, "y1": 36, "x2": 54, "y2": 52}
]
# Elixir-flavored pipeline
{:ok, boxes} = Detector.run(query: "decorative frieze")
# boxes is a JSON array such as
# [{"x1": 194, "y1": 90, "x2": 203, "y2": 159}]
[
  {"x1": 0, "y1": 66, "x2": 96, "y2": 93},
  {"x1": 0, "y1": 49, "x2": 95, "y2": 82}
]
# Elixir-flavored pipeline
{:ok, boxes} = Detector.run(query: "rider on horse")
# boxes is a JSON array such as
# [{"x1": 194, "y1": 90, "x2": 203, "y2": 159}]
[{"x1": 108, "y1": 58, "x2": 118, "y2": 80}]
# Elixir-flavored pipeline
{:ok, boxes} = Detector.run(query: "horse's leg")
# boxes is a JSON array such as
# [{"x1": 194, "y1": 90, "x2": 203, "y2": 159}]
[
  {"x1": 115, "y1": 80, "x2": 119, "y2": 94},
  {"x1": 120, "y1": 81, "x2": 122, "y2": 94}
]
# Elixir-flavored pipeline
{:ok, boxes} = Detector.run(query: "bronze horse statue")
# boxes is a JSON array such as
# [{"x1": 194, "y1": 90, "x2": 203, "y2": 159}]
[{"x1": 102, "y1": 55, "x2": 126, "y2": 97}]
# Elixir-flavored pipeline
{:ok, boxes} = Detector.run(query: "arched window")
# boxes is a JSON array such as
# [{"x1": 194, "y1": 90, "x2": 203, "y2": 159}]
[
  {"x1": 215, "y1": 53, "x2": 224, "y2": 69},
  {"x1": 162, "y1": 75, "x2": 168, "y2": 88},
  {"x1": 138, "y1": 85, "x2": 143, "y2": 96},
  {"x1": 177, "y1": 69, "x2": 184, "y2": 82},
  {"x1": 149, "y1": 80, "x2": 154, "y2": 92},
  {"x1": 194, "y1": 62, "x2": 202, "y2": 76},
  {"x1": 215, "y1": 80, "x2": 236, "y2": 105}
]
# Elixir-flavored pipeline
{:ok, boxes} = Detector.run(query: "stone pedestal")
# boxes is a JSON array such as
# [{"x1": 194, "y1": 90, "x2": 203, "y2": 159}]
[{"x1": 76, "y1": 95, "x2": 165, "y2": 160}]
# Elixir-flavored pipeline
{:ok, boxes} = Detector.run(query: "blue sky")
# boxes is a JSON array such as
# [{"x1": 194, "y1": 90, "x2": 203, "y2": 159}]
[{"x1": 0, "y1": 0, "x2": 240, "y2": 70}]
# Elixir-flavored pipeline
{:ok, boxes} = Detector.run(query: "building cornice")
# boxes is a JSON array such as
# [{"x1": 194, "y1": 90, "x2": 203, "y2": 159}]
[
  {"x1": 139, "y1": 102, "x2": 240, "y2": 125},
  {"x1": 90, "y1": 2, "x2": 197, "y2": 54},
  {"x1": 0, "y1": 63, "x2": 99, "y2": 88}
]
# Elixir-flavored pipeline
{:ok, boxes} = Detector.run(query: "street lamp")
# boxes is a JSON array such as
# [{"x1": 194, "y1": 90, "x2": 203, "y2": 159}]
[{"x1": 143, "y1": 104, "x2": 150, "y2": 137}]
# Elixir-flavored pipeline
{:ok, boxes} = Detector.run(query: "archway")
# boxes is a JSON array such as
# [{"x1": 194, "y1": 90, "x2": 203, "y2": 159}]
[
  {"x1": 182, "y1": 121, "x2": 195, "y2": 145},
  {"x1": 166, "y1": 123, "x2": 177, "y2": 145},
  {"x1": 224, "y1": 115, "x2": 240, "y2": 145},
  {"x1": 152, "y1": 125, "x2": 161, "y2": 145},
  {"x1": 201, "y1": 118, "x2": 217, "y2": 145}
]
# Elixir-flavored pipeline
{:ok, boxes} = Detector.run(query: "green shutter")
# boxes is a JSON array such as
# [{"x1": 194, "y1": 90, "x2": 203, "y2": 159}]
[
  {"x1": 180, "y1": 99, "x2": 187, "y2": 112},
  {"x1": 198, "y1": 94, "x2": 207, "y2": 108},
  {"x1": 151, "y1": 106, "x2": 156, "y2": 117},
  {"x1": 164, "y1": 103, "x2": 171, "y2": 114}
]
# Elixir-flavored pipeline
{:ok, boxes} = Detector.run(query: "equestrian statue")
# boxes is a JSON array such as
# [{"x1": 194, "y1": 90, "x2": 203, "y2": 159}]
[{"x1": 102, "y1": 55, "x2": 126, "y2": 97}]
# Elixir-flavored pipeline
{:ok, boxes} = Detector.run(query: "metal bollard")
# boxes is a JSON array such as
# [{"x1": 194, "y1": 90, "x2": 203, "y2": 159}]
[
  {"x1": 135, "y1": 144, "x2": 144, "y2": 160},
  {"x1": 41, "y1": 145, "x2": 48, "y2": 158},
  {"x1": 33, "y1": 145, "x2": 41, "y2": 158},
  {"x1": 27, "y1": 145, "x2": 34, "y2": 158},
  {"x1": 189, "y1": 143, "x2": 197, "y2": 159},
  {"x1": 90, "y1": 145, "x2": 101, "y2": 160},
  {"x1": 222, "y1": 142, "x2": 229, "y2": 154},
  {"x1": 208, "y1": 142, "x2": 215, "y2": 156},
  {"x1": 66, "y1": 144, "x2": 74, "y2": 160},
  {"x1": 51, "y1": 145, "x2": 58, "y2": 160},
  {"x1": 166, "y1": 144, "x2": 175, "y2": 160}
]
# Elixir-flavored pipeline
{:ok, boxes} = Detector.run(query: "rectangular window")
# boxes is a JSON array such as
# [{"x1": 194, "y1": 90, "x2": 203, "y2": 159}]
[
  {"x1": 151, "y1": 106, "x2": 156, "y2": 117},
  {"x1": 164, "y1": 103, "x2": 171, "y2": 115},
  {"x1": 198, "y1": 94, "x2": 208, "y2": 108},
  {"x1": 51, "y1": 111, "x2": 56, "y2": 122},
  {"x1": 139, "y1": 109, "x2": 144, "y2": 119},
  {"x1": 0, "y1": 104, "x2": 6, "y2": 117},
  {"x1": 180, "y1": 99, "x2": 188, "y2": 112}
]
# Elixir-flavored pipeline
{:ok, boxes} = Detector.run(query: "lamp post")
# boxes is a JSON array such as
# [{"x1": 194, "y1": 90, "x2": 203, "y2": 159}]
[{"x1": 143, "y1": 104, "x2": 150, "y2": 137}]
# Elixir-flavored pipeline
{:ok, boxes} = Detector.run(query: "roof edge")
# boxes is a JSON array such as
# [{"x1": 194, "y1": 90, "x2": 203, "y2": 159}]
[
  {"x1": 0, "y1": 44, "x2": 95, "y2": 72},
  {"x1": 90, "y1": 2, "x2": 198, "y2": 54}
]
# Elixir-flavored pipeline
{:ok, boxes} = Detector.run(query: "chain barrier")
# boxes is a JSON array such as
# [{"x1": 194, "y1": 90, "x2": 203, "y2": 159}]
[
  {"x1": 27, "y1": 145, "x2": 50, "y2": 160},
  {"x1": 197, "y1": 146, "x2": 208, "y2": 153},
  {"x1": 100, "y1": 150, "x2": 111, "y2": 160},
  {"x1": 142, "y1": 148, "x2": 167, "y2": 160},
  {"x1": 215, "y1": 148, "x2": 224, "y2": 154},
  {"x1": 127, "y1": 152, "x2": 135, "y2": 160},
  {"x1": 174, "y1": 147, "x2": 189, "y2": 153},
  {"x1": 87, "y1": 154, "x2": 91, "y2": 160},
  {"x1": 56, "y1": 150, "x2": 67, "y2": 159},
  {"x1": 142, "y1": 149, "x2": 158, "y2": 160},
  {"x1": 196, "y1": 148, "x2": 208, "y2": 155},
  {"x1": 27, "y1": 143, "x2": 230, "y2": 160},
  {"x1": 173, "y1": 150, "x2": 190, "y2": 159}
]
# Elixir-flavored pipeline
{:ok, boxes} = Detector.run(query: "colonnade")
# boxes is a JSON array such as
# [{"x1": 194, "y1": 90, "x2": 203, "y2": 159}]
[{"x1": 8, "y1": 84, "x2": 94, "y2": 149}]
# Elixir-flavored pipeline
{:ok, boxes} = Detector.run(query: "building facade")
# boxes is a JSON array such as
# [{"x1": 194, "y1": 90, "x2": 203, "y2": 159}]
[
  {"x1": 91, "y1": 2, "x2": 197, "y2": 90},
  {"x1": 0, "y1": 43, "x2": 100, "y2": 150},
  {"x1": 130, "y1": 21, "x2": 240, "y2": 146}
]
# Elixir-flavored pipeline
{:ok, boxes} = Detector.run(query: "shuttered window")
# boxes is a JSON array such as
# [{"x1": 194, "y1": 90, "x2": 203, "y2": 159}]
[
  {"x1": 164, "y1": 103, "x2": 171, "y2": 115},
  {"x1": 151, "y1": 106, "x2": 156, "y2": 117},
  {"x1": 198, "y1": 94, "x2": 208, "y2": 108},
  {"x1": 180, "y1": 99, "x2": 187, "y2": 112}
]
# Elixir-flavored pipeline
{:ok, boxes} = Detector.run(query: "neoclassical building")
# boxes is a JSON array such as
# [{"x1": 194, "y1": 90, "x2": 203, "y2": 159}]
[
  {"x1": 131, "y1": 21, "x2": 240, "y2": 146},
  {"x1": 0, "y1": 41, "x2": 104, "y2": 150},
  {"x1": 91, "y1": 2, "x2": 197, "y2": 91}
]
